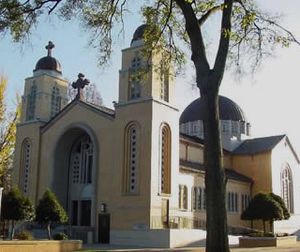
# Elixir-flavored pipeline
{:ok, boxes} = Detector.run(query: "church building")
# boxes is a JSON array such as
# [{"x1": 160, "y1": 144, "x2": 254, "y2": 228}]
[{"x1": 13, "y1": 25, "x2": 300, "y2": 247}]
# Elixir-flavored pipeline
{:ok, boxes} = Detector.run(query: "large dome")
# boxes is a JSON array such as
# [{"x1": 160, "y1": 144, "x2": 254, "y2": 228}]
[
  {"x1": 34, "y1": 56, "x2": 62, "y2": 74},
  {"x1": 180, "y1": 95, "x2": 246, "y2": 124}
]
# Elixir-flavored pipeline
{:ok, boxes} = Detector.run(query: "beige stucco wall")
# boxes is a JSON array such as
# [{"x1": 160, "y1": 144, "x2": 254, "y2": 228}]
[
  {"x1": 113, "y1": 100, "x2": 155, "y2": 230},
  {"x1": 226, "y1": 179, "x2": 251, "y2": 228},
  {"x1": 179, "y1": 140, "x2": 203, "y2": 164},
  {"x1": 232, "y1": 152, "x2": 272, "y2": 195},
  {"x1": 21, "y1": 74, "x2": 68, "y2": 123},
  {"x1": 13, "y1": 121, "x2": 44, "y2": 203},
  {"x1": 37, "y1": 100, "x2": 155, "y2": 233},
  {"x1": 149, "y1": 100, "x2": 179, "y2": 226}
]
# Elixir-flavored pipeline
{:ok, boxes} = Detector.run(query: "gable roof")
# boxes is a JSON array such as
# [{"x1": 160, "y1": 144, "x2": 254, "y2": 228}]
[
  {"x1": 41, "y1": 99, "x2": 115, "y2": 133},
  {"x1": 180, "y1": 159, "x2": 253, "y2": 183},
  {"x1": 233, "y1": 135, "x2": 285, "y2": 155}
]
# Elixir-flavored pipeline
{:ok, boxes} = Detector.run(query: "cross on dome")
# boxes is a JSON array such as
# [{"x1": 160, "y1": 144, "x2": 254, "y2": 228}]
[{"x1": 45, "y1": 41, "x2": 55, "y2": 56}]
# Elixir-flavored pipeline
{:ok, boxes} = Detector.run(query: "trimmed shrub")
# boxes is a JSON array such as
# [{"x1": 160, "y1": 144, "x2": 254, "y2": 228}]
[
  {"x1": 15, "y1": 230, "x2": 34, "y2": 240},
  {"x1": 35, "y1": 189, "x2": 68, "y2": 240},
  {"x1": 53, "y1": 232, "x2": 68, "y2": 240}
]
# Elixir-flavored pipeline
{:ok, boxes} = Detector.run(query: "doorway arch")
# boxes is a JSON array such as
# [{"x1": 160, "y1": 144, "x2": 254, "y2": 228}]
[{"x1": 52, "y1": 124, "x2": 98, "y2": 237}]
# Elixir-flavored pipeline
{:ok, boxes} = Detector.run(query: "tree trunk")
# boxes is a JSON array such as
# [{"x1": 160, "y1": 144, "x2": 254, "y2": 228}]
[
  {"x1": 269, "y1": 221, "x2": 273, "y2": 234},
  {"x1": 10, "y1": 220, "x2": 15, "y2": 240},
  {"x1": 202, "y1": 90, "x2": 229, "y2": 252},
  {"x1": 47, "y1": 222, "x2": 51, "y2": 240},
  {"x1": 174, "y1": 1, "x2": 232, "y2": 251},
  {"x1": 263, "y1": 220, "x2": 266, "y2": 234}
]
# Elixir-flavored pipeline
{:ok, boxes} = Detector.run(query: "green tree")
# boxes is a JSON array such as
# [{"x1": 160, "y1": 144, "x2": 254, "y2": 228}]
[
  {"x1": 1, "y1": 1, "x2": 299, "y2": 251},
  {"x1": 241, "y1": 193, "x2": 284, "y2": 234},
  {"x1": 269, "y1": 193, "x2": 290, "y2": 220},
  {"x1": 1, "y1": 187, "x2": 34, "y2": 239},
  {"x1": 35, "y1": 189, "x2": 68, "y2": 240},
  {"x1": 0, "y1": 76, "x2": 20, "y2": 191}
]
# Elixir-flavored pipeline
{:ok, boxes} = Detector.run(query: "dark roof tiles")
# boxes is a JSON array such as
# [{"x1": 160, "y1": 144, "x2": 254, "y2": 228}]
[
  {"x1": 233, "y1": 135, "x2": 285, "y2": 155},
  {"x1": 180, "y1": 95, "x2": 246, "y2": 124}
]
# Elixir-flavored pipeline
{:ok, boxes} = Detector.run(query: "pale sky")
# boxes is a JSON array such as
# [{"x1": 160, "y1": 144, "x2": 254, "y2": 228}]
[{"x1": 0, "y1": 1, "x2": 300, "y2": 151}]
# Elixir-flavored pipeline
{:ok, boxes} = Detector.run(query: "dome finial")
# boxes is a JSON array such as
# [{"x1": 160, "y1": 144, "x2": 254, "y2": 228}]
[{"x1": 45, "y1": 41, "x2": 55, "y2": 57}]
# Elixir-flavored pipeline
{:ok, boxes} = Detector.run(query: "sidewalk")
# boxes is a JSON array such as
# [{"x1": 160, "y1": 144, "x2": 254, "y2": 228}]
[{"x1": 81, "y1": 242, "x2": 300, "y2": 252}]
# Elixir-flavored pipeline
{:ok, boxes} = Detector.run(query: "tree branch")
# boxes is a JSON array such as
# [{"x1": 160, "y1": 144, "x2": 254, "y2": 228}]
[
  {"x1": 175, "y1": 0, "x2": 210, "y2": 81},
  {"x1": 213, "y1": 0, "x2": 233, "y2": 84},
  {"x1": 198, "y1": 4, "x2": 223, "y2": 26}
]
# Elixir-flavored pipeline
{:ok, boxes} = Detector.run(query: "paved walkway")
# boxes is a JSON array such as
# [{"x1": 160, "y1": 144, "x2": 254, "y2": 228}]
[{"x1": 81, "y1": 242, "x2": 300, "y2": 252}]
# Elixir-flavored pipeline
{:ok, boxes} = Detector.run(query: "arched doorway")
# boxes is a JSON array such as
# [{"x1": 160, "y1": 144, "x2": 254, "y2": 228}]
[{"x1": 53, "y1": 126, "x2": 98, "y2": 242}]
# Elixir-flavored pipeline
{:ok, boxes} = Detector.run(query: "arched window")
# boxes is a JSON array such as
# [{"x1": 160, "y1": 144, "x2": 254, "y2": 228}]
[
  {"x1": 123, "y1": 122, "x2": 140, "y2": 193},
  {"x1": 281, "y1": 165, "x2": 294, "y2": 213},
  {"x1": 70, "y1": 135, "x2": 93, "y2": 185},
  {"x1": 26, "y1": 83, "x2": 37, "y2": 120},
  {"x1": 51, "y1": 85, "x2": 61, "y2": 117},
  {"x1": 21, "y1": 138, "x2": 31, "y2": 194},
  {"x1": 160, "y1": 124, "x2": 171, "y2": 194},
  {"x1": 129, "y1": 57, "x2": 142, "y2": 100}
]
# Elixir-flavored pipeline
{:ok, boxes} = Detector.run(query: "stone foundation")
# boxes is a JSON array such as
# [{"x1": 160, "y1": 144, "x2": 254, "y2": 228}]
[
  {"x1": 0, "y1": 240, "x2": 82, "y2": 252},
  {"x1": 239, "y1": 236, "x2": 297, "y2": 248}
]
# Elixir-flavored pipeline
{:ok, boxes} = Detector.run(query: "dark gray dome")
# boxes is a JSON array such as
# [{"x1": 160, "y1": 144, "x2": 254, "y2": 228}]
[
  {"x1": 34, "y1": 56, "x2": 62, "y2": 74},
  {"x1": 180, "y1": 96, "x2": 246, "y2": 124},
  {"x1": 131, "y1": 24, "x2": 148, "y2": 45}
]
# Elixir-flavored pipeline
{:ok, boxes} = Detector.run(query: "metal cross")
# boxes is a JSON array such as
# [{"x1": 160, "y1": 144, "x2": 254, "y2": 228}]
[
  {"x1": 46, "y1": 41, "x2": 55, "y2": 57},
  {"x1": 72, "y1": 73, "x2": 90, "y2": 100}
]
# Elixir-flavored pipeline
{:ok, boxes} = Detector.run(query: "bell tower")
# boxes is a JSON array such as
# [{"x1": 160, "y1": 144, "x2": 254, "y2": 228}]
[
  {"x1": 114, "y1": 25, "x2": 179, "y2": 231},
  {"x1": 20, "y1": 41, "x2": 68, "y2": 123},
  {"x1": 118, "y1": 25, "x2": 175, "y2": 106}
]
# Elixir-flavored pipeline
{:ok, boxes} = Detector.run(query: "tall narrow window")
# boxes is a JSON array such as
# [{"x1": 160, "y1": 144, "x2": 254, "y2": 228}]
[
  {"x1": 227, "y1": 192, "x2": 239, "y2": 213},
  {"x1": 70, "y1": 135, "x2": 93, "y2": 185},
  {"x1": 178, "y1": 185, "x2": 188, "y2": 210},
  {"x1": 129, "y1": 57, "x2": 142, "y2": 100},
  {"x1": 197, "y1": 187, "x2": 203, "y2": 210},
  {"x1": 160, "y1": 71, "x2": 169, "y2": 102},
  {"x1": 51, "y1": 85, "x2": 61, "y2": 117},
  {"x1": 183, "y1": 185, "x2": 188, "y2": 210},
  {"x1": 281, "y1": 165, "x2": 294, "y2": 213},
  {"x1": 123, "y1": 122, "x2": 140, "y2": 194},
  {"x1": 192, "y1": 187, "x2": 197, "y2": 210},
  {"x1": 26, "y1": 83, "x2": 37, "y2": 120},
  {"x1": 241, "y1": 194, "x2": 250, "y2": 211},
  {"x1": 21, "y1": 138, "x2": 31, "y2": 194},
  {"x1": 160, "y1": 124, "x2": 171, "y2": 194}
]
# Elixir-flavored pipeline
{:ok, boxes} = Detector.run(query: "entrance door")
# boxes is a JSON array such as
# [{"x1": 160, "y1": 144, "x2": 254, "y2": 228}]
[{"x1": 98, "y1": 214, "x2": 110, "y2": 243}]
